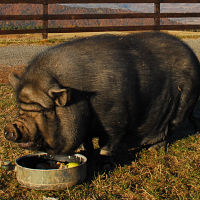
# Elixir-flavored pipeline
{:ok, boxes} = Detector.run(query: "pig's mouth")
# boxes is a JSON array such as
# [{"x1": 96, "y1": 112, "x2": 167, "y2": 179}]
[
  {"x1": 17, "y1": 134, "x2": 44, "y2": 150},
  {"x1": 12, "y1": 124, "x2": 35, "y2": 149},
  {"x1": 5, "y1": 122, "x2": 44, "y2": 150},
  {"x1": 18, "y1": 141, "x2": 34, "y2": 149}
]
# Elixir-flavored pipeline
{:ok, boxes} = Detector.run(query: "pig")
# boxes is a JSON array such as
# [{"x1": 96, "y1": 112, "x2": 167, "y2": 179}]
[{"x1": 4, "y1": 32, "x2": 200, "y2": 156}]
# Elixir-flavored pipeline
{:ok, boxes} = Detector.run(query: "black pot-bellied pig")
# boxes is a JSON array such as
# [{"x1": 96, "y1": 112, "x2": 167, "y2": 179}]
[{"x1": 4, "y1": 32, "x2": 200, "y2": 156}]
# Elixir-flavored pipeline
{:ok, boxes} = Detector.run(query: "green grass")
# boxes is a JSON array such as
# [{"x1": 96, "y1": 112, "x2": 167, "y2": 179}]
[{"x1": 0, "y1": 83, "x2": 200, "y2": 200}]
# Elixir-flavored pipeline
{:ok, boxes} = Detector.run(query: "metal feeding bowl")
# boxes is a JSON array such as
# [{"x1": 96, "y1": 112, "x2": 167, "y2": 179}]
[{"x1": 15, "y1": 153, "x2": 87, "y2": 190}]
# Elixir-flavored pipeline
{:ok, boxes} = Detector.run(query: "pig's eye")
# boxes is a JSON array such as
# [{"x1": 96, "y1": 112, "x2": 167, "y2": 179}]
[
  {"x1": 43, "y1": 111, "x2": 49, "y2": 119},
  {"x1": 42, "y1": 109, "x2": 54, "y2": 120}
]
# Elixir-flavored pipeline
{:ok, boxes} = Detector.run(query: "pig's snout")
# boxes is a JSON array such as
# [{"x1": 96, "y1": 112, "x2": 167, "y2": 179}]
[{"x1": 4, "y1": 123, "x2": 21, "y2": 142}]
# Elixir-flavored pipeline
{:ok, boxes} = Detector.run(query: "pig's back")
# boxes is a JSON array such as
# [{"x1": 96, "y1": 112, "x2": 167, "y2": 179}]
[{"x1": 25, "y1": 32, "x2": 200, "y2": 144}]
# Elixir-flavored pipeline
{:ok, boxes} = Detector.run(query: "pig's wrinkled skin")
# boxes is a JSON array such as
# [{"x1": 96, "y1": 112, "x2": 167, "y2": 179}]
[{"x1": 4, "y1": 32, "x2": 200, "y2": 156}]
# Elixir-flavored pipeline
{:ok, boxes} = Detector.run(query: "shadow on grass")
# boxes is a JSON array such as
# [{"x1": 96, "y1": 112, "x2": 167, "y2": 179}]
[
  {"x1": 80, "y1": 99, "x2": 200, "y2": 184},
  {"x1": 80, "y1": 126, "x2": 198, "y2": 185}
]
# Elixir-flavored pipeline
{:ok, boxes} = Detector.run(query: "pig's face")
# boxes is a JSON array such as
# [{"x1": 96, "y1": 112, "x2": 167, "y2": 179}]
[
  {"x1": 5, "y1": 109, "x2": 56, "y2": 150},
  {"x1": 4, "y1": 73, "x2": 73, "y2": 154}
]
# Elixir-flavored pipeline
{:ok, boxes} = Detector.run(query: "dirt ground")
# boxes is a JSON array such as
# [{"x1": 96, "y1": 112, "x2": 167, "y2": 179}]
[{"x1": 0, "y1": 65, "x2": 25, "y2": 84}]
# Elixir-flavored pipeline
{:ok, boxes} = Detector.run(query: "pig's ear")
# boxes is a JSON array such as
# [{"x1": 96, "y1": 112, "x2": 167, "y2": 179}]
[
  {"x1": 48, "y1": 87, "x2": 71, "y2": 107},
  {"x1": 8, "y1": 72, "x2": 20, "y2": 90}
]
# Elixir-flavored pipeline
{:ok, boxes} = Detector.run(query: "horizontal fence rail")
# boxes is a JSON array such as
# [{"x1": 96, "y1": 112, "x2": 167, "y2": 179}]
[
  {"x1": 1, "y1": 0, "x2": 200, "y2": 38},
  {"x1": 2, "y1": 0, "x2": 200, "y2": 3},
  {"x1": 2, "y1": 13, "x2": 200, "y2": 21}
]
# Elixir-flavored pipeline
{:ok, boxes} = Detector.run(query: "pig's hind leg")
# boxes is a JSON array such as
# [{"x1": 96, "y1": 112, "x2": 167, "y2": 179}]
[
  {"x1": 166, "y1": 88, "x2": 199, "y2": 144},
  {"x1": 148, "y1": 87, "x2": 199, "y2": 151}
]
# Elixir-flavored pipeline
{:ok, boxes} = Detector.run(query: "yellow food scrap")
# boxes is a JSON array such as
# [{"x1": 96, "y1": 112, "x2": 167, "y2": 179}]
[
  {"x1": 56, "y1": 161, "x2": 66, "y2": 169},
  {"x1": 178, "y1": 86, "x2": 182, "y2": 92},
  {"x1": 56, "y1": 162, "x2": 79, "y2": 169}
]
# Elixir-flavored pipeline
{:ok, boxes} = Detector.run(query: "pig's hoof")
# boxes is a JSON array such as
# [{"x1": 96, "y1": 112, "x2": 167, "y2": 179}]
[
  {"x1": 100, "y1": 148, "x2": 112, "y2": 156},
  {"x1": 148, "y1": 141, "x2": 167, "y2": 151}
]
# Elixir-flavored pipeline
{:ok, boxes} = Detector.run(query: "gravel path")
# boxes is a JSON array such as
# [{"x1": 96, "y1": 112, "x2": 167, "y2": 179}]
[
  {"x1": 184, "y1": 39, "x2": 200, "y2": 58},
  {"x1": 0, "y1": 39, "x2": 200, "y2": 66},
  {"x1": 0, "y1": 45, "x2": 49, "y2": 66}
]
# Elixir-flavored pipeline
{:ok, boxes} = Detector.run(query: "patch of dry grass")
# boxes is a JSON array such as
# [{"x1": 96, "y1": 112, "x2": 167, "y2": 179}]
[
  {"x1": 0, "y1": 84, "x2": 200, "y2": 200},
  {"x1": 1, "y1": 31, "x2": 200, "y2": 46},
  {"x1": 0, "y1": 32, "x2": 131, "y2": 46}
]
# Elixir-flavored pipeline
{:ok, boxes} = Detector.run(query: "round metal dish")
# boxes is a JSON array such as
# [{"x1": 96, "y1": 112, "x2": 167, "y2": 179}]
[{"x1": 15, "y1": 153, "x2": 87, "y2": 190}]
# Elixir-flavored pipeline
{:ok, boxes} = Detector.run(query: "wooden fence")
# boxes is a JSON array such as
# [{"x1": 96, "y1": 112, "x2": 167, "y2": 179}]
[{"x1": 1, "y1": 0, "x2": 200, "y2": 39}]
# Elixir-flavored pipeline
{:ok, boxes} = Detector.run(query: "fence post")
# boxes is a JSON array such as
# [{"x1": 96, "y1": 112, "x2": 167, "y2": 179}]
[
  {"x1": 42, "y1": 1, "x2": 48, "y2": 39},
  {"x1": 154, "y1": 1, "x2": 160, "y2": 30}
]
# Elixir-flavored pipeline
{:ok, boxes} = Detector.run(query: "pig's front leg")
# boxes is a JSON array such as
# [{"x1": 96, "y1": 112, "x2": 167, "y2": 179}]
[
  {"x1": 99, "y1": 129, "x2": 125, "y2": 156},
  {"x1": 82, "y1": 135, "x2": 95, "y2": 158}
]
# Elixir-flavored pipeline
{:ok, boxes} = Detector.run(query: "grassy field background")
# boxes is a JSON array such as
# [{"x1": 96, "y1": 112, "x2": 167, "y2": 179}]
[
  {"x1": 1, "y1": 31, "x2": 200, "y2": 46},
  {"x1": 0, "y1": 31, "x2": 200, "y2": 199}
]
